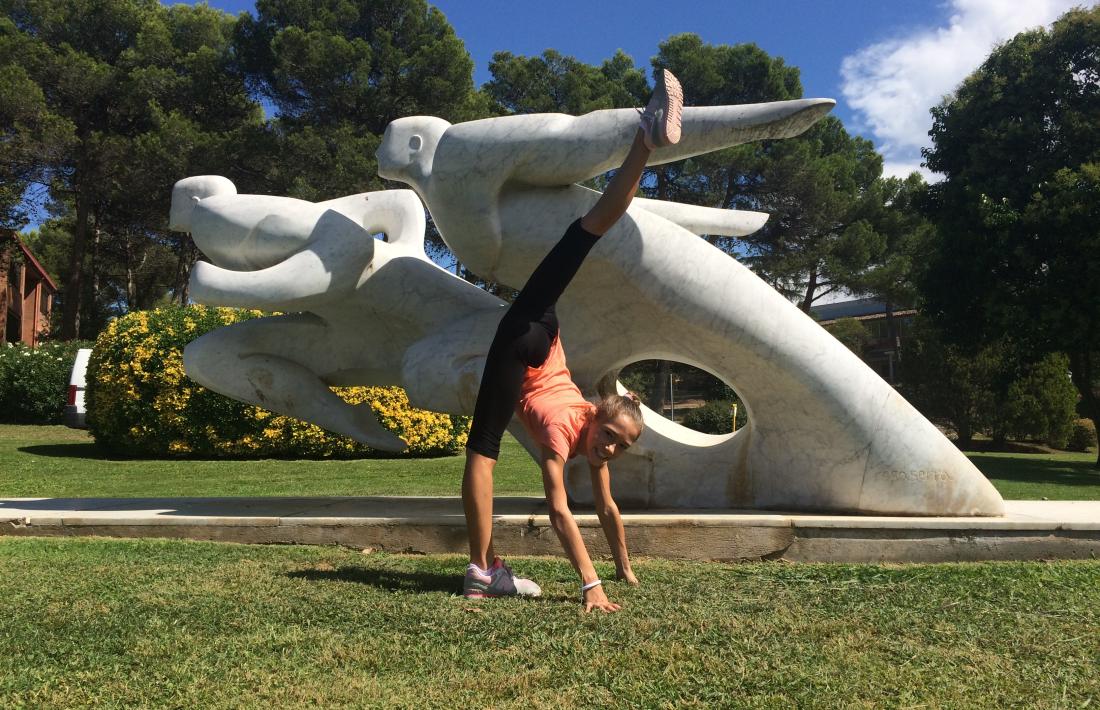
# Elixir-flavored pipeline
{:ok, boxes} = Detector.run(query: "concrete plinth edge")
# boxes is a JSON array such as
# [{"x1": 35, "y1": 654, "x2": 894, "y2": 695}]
[{"x1": 1, "y1": 497, "x2": 1098, "y2": 563}]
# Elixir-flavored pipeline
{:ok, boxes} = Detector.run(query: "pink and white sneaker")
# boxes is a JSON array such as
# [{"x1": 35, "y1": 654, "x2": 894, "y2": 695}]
[
  {"x1": 638, "y1": 68, "x2": 684, "y2": 150},
  {"x1": 463, "y1": 557, "x2": 542, "y2": 599}
]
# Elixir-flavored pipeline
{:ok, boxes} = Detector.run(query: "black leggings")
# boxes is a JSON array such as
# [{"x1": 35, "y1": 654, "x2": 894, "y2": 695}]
[{"x1": 466, "y1": 219, "x2": 601, "y2": 460}]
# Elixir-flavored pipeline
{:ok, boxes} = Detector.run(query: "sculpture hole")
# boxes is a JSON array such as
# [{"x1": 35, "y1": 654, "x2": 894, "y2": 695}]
[
  {"x1": 617, "y1": 360, "x2": 747, "y2": 434},
  {"x1": 408, "y1": 135, "x2": 423, "y2": 151}
]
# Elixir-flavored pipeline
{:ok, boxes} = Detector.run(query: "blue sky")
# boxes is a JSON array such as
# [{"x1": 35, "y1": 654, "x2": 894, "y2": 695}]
[
  {"x1": 18, "y1": 0, "x2": 1086, "y2": 232},
  {"x1": 185, "y1": 0, "x2": 1087, "y2": 179},
  {"x1": 428, "y1": 0, "x2": 937, "y2": 129}
]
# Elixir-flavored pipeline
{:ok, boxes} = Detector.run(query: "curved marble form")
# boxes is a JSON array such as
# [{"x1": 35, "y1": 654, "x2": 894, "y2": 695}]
[
  {"x1": 370, "y1": 100, "x2": 1005, "y2": 516},
  {"x1": 173, "y1": 185, "x2": 506, "y2": 452}
]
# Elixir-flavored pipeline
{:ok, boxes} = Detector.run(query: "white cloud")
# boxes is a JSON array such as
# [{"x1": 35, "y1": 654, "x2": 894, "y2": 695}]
[
  {"x1": 881, "y1": 160, "x2": 935, "y2": 182},
  {"x1": 840, "y1": 0, "x2": 1085, "y2": 180}
]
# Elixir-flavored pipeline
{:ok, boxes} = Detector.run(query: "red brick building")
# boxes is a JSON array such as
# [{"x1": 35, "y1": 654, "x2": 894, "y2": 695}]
[{"x1": 1, "y1": 231, "x2": 58, "y2": 347}]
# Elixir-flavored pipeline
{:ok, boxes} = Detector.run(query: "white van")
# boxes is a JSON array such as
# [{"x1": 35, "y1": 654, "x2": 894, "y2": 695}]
[{"x1": 64, "y1": 348, "x2": 93, "y2": 429}]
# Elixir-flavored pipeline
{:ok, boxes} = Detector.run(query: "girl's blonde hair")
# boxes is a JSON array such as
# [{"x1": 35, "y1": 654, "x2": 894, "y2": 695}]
[{"x1": 596, "y1": 392, "x2": 645, "y2": 431}]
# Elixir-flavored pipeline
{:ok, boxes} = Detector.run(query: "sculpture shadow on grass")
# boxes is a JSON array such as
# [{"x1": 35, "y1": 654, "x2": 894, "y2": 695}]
[
  {"x1": 17, "y1": 443, "x2": 237, "y2": 463},
  {"x1": 287, "y1": 567, "x2": 461, "y2": 595},
  {"x1": 19, "y1": 443, "x2": 133, "y2": 461},
  {"x1": 16, "y1": 443, "x2": 444, "y2": 463}
]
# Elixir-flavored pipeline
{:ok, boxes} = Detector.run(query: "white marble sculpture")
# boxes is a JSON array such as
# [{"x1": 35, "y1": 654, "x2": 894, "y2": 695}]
[
  {"x1": 174, "y1": 98, "x2": 1004, "y2": 516},
  {"x1": 172, "y1": 184, "x2": 505, "y2": 451},
  {"x1": 373, "y1": 100, "x2": 1004, "y2": 516}
]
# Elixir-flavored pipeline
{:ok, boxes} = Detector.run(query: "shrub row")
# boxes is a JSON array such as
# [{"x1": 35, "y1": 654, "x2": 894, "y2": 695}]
[
  {"x1": 1067, "y1": 419, "x2": 1098, "y2": 452},
  {"x1": 86, "y1": 305, "x2": 468, "y2": 458},
  {"x1": 680, "y1": 400, "x2": 747, "y2": 435},
  {"x1": 0, "y1": 340, "x2": 94, "y2": 424}
]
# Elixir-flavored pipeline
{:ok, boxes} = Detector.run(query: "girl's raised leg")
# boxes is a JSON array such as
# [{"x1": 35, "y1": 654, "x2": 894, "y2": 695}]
[
  {"x1": 580, "y1": 69, "x2": 682, "y2": 236},
  {"x1": 579, "y1": 128, "x2": 653, "y2": 236}
]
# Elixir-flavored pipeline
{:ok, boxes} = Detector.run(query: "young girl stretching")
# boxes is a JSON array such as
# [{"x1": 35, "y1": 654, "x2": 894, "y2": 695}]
[{"x1": 462, "y1": 70, "x2": 683, "y2": 613}]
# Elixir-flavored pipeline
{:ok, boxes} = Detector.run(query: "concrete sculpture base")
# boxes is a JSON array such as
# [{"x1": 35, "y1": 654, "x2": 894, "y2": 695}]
[
  {"x1": 174, "y1": 97, "x2": 1004, "y2": 516},
  {"x1": 5, "y1": 498, "x2": 1093, "y2": 562}
]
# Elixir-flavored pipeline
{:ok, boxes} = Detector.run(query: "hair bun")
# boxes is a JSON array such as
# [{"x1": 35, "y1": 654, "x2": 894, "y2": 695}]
[{"x1": 625, "y1": 391, "x2": 641, "y2": 404}]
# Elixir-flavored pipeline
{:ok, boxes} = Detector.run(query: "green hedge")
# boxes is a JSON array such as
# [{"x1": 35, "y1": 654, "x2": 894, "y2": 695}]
[
  {"x1": 86, "y1": 305, "x2": 468, "y2": 458},
  {"x1": 0, "y1": 340, "x2": 95, "y2": 424},
  {"x1": 1067, "y1": 419, "x2": 1098, "y2": 452},
  {"x1": 681, "y1": 400, "x2": 747, "y2": 434}
]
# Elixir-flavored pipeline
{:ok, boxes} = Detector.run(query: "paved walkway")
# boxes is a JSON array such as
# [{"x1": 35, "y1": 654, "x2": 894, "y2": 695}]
[{"x1": 2, "y1": 497, "x2": 1098, "y2": 563}]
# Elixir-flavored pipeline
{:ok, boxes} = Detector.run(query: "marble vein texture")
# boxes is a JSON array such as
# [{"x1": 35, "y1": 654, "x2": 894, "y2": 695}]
[
  {"x1": 172, "y1": 99, "x2": 1003, "y2": 516},
  {"x1": 373, "y1": 100, "x2": 1004, "y2": 516}
]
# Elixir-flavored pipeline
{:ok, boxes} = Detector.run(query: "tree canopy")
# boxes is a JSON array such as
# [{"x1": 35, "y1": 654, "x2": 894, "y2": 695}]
[
  {"x1": 3, "y1": 9, "x2": 917, "y2": 381},
  {"x1": 236, "y1": 0, "x2": 485, "y2": 199},
  {"x1": 485, "y1": 48, "x2": 647, "y2": 115},
  {"x1": 0, "y1": 0, "x2": 265, "y2": 337},
  {"x1": 652, "y1": 34, "x2": 906, "y2": 312},
  {"x1": 0, "y1": 0, "x2": 489, "y2": 337},
  {"x1": 920, "y1": 5, "x2": 1100, "y2": 464}
]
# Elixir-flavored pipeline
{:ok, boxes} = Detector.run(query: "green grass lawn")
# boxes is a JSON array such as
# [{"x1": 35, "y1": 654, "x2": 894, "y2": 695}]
[
  {"x1": 1, "y1": 537, "x2": 1097, "y2": 707},
  {"x1": 3, "y1": 428, "x2": 1097, "y2": 705},
  {"x1": 2, "y1": 424, "x2": 1098, "y2": 501},
  {"x1": 968, "y1": 451, "x2": 1100, "y2": 501},
  {"x1": 0, "y1": 424, "x2": 537, "y2": 498}
]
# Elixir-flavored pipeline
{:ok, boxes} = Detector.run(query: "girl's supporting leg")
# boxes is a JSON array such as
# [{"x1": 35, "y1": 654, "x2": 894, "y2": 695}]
[
  {"x1": 462, "y1": 450, "x2": 497, "y2": 569},
  {"x1": 464, "y1": 313, "x2": 555, "y2": 568}
]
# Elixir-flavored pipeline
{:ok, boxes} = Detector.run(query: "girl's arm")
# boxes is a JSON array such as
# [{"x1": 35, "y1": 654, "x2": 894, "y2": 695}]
[
  {"x1": 590, "y1": 461, "x2": 637, "y2": 585},
  {"x1": 540, "y1": 449, "x2": 622, "y2": 613}
]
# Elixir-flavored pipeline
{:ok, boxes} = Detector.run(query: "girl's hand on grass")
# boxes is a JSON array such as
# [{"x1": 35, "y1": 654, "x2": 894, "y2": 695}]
[
  {"x1": 583, "y1": 585, "x2": 622, "y2": 613},
  {"x1": 615, "y1": 568, "x2": 638, "y2": 586}
]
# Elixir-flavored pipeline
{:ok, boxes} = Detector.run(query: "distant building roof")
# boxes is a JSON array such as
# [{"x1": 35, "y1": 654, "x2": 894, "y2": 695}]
[
  {"x1": 811, "y1": 297, "x2": 916, "y2": 324},
  {"x1": 4, "y1": 231, "x2": 58, "y2": 293}
]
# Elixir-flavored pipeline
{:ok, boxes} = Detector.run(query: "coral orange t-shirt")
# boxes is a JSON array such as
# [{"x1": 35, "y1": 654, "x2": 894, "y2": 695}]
[{"x1": 515, "y1": 336, "x2": 596, "y2": 461}]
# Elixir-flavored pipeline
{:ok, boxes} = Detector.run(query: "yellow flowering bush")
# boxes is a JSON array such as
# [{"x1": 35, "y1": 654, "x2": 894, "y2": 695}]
[{"x1": 86, "y1": 305, "x2": 469, "y2": 458}]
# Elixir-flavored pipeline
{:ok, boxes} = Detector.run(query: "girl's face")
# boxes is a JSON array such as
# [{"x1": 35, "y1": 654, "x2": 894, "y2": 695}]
[{"x1": 584, "y1": 411, "x2": 642, "y2": 467}]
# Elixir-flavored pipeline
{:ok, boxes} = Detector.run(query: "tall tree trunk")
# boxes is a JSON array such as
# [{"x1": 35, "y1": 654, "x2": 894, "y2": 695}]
[
  {"x1": 1068, "y1": 350, "x2": 1100, "y2": 468},
  {"x1": 1094, "y1": 416, "x2": 1100, "y2": 469},
  {"x1": 800, "y1": 266, "x2": 818, "y2": 312},
  {"x1": 0, "y1": 235, "x2": 11, "y2": 344},
  {"x1": 88, "y1": 219, "x2": 101, "y2": 335},
  {"x1": 884, "y1": 301, "x2": 897, "y2": 350},
  {"x1": 884, "y1": 301, "x2": 899, "y2": 384},
  {"x1": 648, "y1": 359, "x2": 671, "y2": 417},
  {"x1": 174, "y1": 237, "x2": 198, "y2": 305},
  {"x1": 178, "y1": 264, "x2": 192, "y2": 305},
  {"x1": 950, "y1": 392, "x2": 976, "y2": 449},
  {"x1": 60, "y1": 197, "x2": 89, "y2": 340},
  {"x1": 172, "y1": 233, "x2": 198, "y2": 305},
  {"x1": 722, "y1": 169, "x2": 738, "y2": 209},
  {"x1": 124, "y1": 234, "x2": 136, "y2": 309},
  {"x1": 955, "y1": 419, "x2": 974, "y2": 449}
]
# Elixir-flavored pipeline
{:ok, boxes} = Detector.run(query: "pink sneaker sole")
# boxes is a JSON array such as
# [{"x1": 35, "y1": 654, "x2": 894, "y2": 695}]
[{"x1": 660, "y1": 69, "x2": 683, "y2": 145}]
